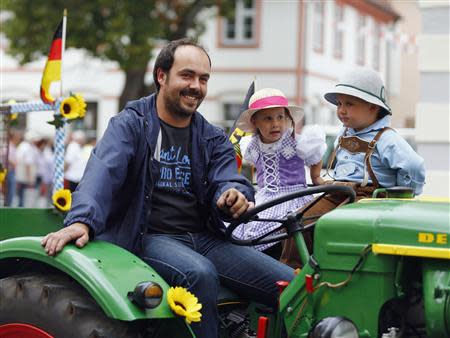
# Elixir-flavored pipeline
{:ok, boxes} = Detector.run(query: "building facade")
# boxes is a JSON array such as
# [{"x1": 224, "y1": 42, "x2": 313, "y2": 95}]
[
  {"x1": 415, "y1": 1, "x2": 450, "y2": 197},
  {"x1": 200, "y1": 0, "x2": 401, "y2": 133},
  {"x1": 1, "y1": 0, "x2": 403, "y2": 135}
]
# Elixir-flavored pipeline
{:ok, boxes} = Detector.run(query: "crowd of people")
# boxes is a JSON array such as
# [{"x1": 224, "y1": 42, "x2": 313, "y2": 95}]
[{"x1": 4, "y1": 129, "x2": 94, "y2": 207}]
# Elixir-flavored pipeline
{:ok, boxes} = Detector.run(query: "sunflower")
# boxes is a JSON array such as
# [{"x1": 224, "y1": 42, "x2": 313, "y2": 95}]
[
  {"x1": 0, "y1": 169, "x2": 7, "y2": 183},
  {"x1": 59, "y1": 93, "x2": 87, "y2": 120},
  {"x1": 52, "y1": 188, "x2": 72, "y2": 212},
  {"x1": 167, "y1": 287, "x2": 202, "y2": 324}
]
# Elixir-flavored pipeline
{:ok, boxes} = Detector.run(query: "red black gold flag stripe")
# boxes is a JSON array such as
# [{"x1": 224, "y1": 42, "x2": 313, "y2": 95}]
[
  {"x1": 40, "y1": 20, "x2": 63, "y2": 104},
  {"x1": 229, "y1": 81, "x2": 255, "y2": 173}
]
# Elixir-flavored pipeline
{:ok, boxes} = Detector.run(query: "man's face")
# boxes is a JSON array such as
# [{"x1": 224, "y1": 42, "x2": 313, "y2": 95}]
[
  {"x1": 336, "y1": 94, "x2": 378, "y2": 131},
  {"x1": 158, "y1": 45, "x2": 211, "y2": 118}
]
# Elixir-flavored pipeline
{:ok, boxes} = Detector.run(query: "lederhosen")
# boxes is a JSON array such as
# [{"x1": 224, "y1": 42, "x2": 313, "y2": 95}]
[{"x1": 280, "y1": 127, "x2": 392, "y2": 269}]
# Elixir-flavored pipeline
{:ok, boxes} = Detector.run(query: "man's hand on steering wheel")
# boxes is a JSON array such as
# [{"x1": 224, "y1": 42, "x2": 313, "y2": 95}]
[{"x1": 217, "y1": 188, "x2": 255, "y2": 219}]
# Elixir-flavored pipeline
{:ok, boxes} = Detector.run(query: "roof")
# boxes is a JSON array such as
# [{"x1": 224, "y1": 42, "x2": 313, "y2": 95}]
[{"x1": 338, "y1": 0, "x2": 401, "y2": 23}]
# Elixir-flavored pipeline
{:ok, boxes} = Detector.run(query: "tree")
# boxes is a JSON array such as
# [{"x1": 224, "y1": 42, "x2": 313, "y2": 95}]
[{"x1": 2, "y1": 0, "x2": 234, "y2": 109}]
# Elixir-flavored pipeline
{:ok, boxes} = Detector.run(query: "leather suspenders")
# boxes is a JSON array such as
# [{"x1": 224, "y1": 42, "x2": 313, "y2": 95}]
[{"x1": 326, "y1": 127, "x2": 392, "y2": 188}]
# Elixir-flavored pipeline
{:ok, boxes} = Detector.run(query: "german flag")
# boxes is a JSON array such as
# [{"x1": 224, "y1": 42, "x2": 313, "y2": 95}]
[
  {"x1": 40, "y1": 20, "x2": 63, "y2": 104},
  {"x1": 229, "y1": 81, "x2": 255, "y2": 173}
]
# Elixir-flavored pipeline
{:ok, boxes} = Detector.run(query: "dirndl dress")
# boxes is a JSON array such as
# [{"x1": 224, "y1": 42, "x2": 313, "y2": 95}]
[{"x1": 235, "y1": 126, "x2": 326, "y2": 251}]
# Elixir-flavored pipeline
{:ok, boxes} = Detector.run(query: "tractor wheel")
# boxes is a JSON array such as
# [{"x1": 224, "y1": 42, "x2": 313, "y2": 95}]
[{"x1": 0, "y1": 273, "x2": 142, "y2": 338}]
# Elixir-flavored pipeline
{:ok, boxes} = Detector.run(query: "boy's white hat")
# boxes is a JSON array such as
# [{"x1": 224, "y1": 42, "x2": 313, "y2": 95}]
[
  {"x1": 324, "y1": 67, "x2": 392, "y2": 115},
  {"x1": 236, "y1": 88, "x2": 304, "y2": 133}
]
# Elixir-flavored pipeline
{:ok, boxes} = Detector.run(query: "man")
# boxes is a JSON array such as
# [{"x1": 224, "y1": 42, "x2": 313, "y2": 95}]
[
  {"x1": 15, "y1": 129, "x2": 41, "y2": 207},
  {"x1": 5, "y1": 129, "x2": 22, "y2": 206},
  {"x1": 42, "y1": 38, "x2": 294, "y2": 337}
]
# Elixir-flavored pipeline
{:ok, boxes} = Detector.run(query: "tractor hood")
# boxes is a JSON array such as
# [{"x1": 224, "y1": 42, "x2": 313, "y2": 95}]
[{"x1": 314, "y1": 198, "x2": 450, "y2": 272}]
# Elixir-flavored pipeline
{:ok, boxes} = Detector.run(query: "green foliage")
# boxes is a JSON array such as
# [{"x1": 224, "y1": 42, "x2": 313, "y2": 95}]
[
  {"x1": 2, "y1": 0, "x2": 235, "y2": 71},
  {"x1": 46, "y1": 114, "x2": 65, "y2": 128},
  {"x1": 3, "y1": 0, "x2": 160, "y2": 70}
]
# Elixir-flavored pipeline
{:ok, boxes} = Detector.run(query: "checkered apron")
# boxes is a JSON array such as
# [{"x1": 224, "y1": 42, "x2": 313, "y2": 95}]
[{"x1": 235, "y1": 133, "x2": 313, "y2": 251}]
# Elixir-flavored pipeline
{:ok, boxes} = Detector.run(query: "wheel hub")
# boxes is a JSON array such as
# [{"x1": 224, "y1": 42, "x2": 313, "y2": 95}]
[{"x1": 0, "y1": 323, "x2": 54, "y2": 338}]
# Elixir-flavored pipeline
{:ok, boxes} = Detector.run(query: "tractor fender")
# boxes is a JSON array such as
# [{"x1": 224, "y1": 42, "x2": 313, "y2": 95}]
[{"x1": 0, "y1": 236, "x2": 174, "y2": 321}]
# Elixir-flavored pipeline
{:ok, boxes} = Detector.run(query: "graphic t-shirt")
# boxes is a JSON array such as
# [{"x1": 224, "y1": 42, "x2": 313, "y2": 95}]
[{"x1": 148, "y1": 119, "x2": 204, "y2": 233}]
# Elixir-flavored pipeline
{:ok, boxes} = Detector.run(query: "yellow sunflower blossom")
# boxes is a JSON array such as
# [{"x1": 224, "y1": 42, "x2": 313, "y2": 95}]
[
  {"x1": 0, "y1": 169, "x2": 7, "y2": 183},
  {"x1": 52, "y1": 188, "x2": 72, "y2": 212},
  {"x1": 167, "y1": 287, "x2": 202, "y2": 324},
  {"x1": 59, "y1": 93, "x2": 87, "y2": 120},
  {"x1": 74, "y1": 93, "x2": 87, "y2": 118}
]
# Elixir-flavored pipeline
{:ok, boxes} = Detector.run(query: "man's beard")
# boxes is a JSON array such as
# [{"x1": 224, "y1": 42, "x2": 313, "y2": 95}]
[{"x1": 163, "y1": 88, "x2": 203, "y2": 119}]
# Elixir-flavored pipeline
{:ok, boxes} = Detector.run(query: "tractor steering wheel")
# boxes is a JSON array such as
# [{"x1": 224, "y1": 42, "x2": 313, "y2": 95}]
[{"x1": 225, "y1": 185, "x2": 356, "y2": 246}]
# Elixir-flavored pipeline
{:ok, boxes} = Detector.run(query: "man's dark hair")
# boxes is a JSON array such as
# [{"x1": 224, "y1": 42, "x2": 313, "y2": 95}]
[{"x1": 153, "y1": 38, "x2": 211, "y2": 92}]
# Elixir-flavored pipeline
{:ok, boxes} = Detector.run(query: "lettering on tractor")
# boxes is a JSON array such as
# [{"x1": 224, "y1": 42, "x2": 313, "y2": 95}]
[{"x1": 418, "y1": 232, "x2": 448, "y2": 245}]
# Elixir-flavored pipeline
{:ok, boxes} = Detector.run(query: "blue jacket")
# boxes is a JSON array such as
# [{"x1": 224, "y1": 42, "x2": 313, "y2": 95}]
[{"x1": 64, "y1": 94, "x2": 254, "y2": 254}]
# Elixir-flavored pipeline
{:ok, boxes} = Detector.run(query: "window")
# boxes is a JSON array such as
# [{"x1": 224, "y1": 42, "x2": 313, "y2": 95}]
[
  {"x1": 356, "y1": 15, "x2": 366, "y2": 65},
  {"x1": 224, "y1": 103, "x2": 242, "y2": 121},
  {"x1": 223, "y1": 102, "x2": 242, "y2": 133},
  {"x1": 372, "y1": 23, "x2": 380, "y2": 69},
  {"x1": 221, "y1": 0, "x2": 256, "y2": 46},
  {"x1": 333, "y1": 4, "x2": 344, "y2": 58},
  {"x1": 312, "y1": 1, "x2": 325, "y2": 52},
  {"x1": 70, "y1": 101, "x2": 97, "y2": 139}
]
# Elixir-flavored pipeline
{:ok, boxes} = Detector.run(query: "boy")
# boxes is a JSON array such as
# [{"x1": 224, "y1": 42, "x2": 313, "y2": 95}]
[
  {"x1": 324, "y1": 67, "x2": 425, "y2": 194},
  {"x1": 281, "y1": 67, "x2": 425, "y2": 268}
]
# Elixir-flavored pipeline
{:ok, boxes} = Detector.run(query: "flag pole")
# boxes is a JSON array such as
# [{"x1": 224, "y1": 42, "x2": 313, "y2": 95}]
[
  {"x1": 53, "y1": 9, "x2": 67, "y2": 194},
  {"x1": 228, "y1": 77, "x2": 256, "y2": 138},
  {"x1": 60, "y1": 9, "x2": 67, "y2": 98},
  {"x1": 228, "y1": 79, "x2": 256, "y2": 173}
]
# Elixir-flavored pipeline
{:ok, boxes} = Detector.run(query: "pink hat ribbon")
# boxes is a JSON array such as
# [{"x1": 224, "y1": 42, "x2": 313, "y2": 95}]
[{"x1": 249, "y1": 95, "x2": 288, "y2": 110}]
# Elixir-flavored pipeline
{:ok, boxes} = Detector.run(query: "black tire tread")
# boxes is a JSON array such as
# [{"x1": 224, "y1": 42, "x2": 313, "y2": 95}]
[{"x1": 0, "y1": 273, "x2": 141, "y2": 338}]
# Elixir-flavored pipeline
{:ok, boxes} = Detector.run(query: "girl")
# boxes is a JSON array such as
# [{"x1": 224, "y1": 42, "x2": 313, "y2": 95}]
[{"x1": 235, "y1": 88, "x2": 327, "y2": 259}]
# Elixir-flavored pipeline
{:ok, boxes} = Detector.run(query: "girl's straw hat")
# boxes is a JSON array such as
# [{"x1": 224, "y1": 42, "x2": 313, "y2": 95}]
[
  {"x1": 324, "y1": 67, "x2": 392, "y2": 115},
  {"x1": 236, "y1": 88, "x2": 304, "y2": 133}
]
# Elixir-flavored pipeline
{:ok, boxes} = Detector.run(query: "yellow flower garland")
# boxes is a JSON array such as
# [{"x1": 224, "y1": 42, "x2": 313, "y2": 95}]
[
  {"x1": 59, "y1": 93, "x2": 87, "y2": 120},
  {"x1": 52, "y1": 188, "x2": 72, "y2": 212},
  {"x1": 167, "y1": 286, "x2": 202, "y2": 324}
]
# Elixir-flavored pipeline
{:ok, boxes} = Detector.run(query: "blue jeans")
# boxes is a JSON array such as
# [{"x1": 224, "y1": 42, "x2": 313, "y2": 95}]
[
  {"x1": 5, "y1": 169, "x2": 15, "y2": 206},
  {"x1": 141, "y1": 231, "x2": 294, "y2": 338},
  {"x1": 16, "y1": 182, "x2": 27, "y2": 207}
]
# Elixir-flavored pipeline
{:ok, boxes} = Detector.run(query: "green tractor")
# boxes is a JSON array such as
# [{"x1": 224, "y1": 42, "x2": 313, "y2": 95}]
[{"x1": 1, "y1": 185, "x2": 449, "y2": 337}]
